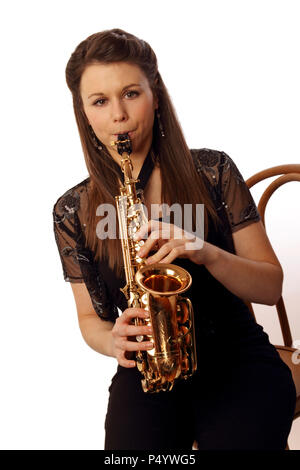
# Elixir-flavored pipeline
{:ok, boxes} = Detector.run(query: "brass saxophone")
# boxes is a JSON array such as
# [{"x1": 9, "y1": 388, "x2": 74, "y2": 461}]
[{"x1": 111, "y1": 133, "x2": 197, "y2": 393}]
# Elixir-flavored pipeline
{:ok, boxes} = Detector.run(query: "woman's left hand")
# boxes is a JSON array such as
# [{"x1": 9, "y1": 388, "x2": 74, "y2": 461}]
[{"x1": 133, "y1": 220, "x2": 215, "y2": 266}]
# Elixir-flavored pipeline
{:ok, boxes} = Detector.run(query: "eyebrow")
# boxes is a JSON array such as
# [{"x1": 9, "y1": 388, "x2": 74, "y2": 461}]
[{"x1": 88, "y1": 83, "x2": 141, "y2": 99}]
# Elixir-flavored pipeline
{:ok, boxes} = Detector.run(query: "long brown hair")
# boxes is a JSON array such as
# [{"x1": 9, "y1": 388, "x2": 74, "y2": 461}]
[{"x1": 65, "y1": 28, "x2": 221, "y2": 278}]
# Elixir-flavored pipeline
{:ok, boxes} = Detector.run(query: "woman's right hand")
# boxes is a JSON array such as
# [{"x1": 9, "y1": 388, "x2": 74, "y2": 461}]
[{"x1": 111, "y1": 308, "x2": 154, "y2": 368}]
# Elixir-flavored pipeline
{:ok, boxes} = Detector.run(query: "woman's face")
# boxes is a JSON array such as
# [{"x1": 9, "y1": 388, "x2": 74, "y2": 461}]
[{"x1": 80, "y1": 62, "x2": 158, "y2": 159}]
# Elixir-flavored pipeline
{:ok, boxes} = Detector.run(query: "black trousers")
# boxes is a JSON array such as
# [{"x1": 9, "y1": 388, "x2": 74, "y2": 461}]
[{"x1": 104, "y1": 356, "x2": 296, "y2": 450}]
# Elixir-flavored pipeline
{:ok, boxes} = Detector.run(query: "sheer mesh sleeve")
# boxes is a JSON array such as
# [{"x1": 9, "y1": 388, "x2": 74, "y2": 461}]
[
  {"x1": 53, "y1": 183, "x2": 119, "y2": 322},
  {"x1": 218, "y1": 151, "x2": 261, "y2": 232},
  {"x1": 53, "y1": 189, "x2": 84, "y2": 283},
  {"x1": 191, "y1": 147, "x2": 261, "y2": 244}
]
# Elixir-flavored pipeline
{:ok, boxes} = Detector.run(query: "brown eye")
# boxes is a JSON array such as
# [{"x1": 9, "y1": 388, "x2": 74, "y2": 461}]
[
  {"x1": 125, "y1": 91, "x2": 139, "y2": 98},
  {"x1": 94, "y1": 98, "x2": 106, "y2": 106}
]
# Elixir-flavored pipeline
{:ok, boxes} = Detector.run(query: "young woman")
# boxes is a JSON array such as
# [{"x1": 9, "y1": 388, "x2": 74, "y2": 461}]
[{"x1": 53, "y1": 28, "x2": 296, "y2": 450}]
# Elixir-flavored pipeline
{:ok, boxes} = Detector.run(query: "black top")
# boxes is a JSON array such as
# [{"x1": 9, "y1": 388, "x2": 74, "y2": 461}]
[{"x1": 53, "y1": 148, "x2": 283, "y2": 369}]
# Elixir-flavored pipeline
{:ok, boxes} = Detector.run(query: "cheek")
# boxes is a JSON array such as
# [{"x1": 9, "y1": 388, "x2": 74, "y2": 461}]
[
  {"x1": 88, "y1": 109, "x2": 105, "y2": 126},
  {"x1": 136, "y1": 98, "x2": 155, "y2": 125},
  {"x1": 86, "y1": 110, "x2": 108, "y2": 137}
]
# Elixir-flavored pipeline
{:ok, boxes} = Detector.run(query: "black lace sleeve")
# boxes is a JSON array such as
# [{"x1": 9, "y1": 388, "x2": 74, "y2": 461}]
[
  {"x1": 218, "y1": 151, "x2": 261, "y2": 232},
  {"x1": 53, "y1": 185, "x2": 119, "y2": 322},
  {"x1": 53, "y1": 189, "x2": 84, "y2": 283},
  {"x1": 191, "y1": 148, "x2": 261, "y2": 255}
]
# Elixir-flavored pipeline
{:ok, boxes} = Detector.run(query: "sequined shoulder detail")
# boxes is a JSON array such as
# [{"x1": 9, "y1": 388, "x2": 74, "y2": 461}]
[
  {"x1": 191, "y1": 148, "x2": 222, "y2": 186},
  {"x1": 53, "y1": 178, "x2": 90, "y2": 223},
  {"x1": 191, "y1": 148, "x2": 261, "y2": 234}
]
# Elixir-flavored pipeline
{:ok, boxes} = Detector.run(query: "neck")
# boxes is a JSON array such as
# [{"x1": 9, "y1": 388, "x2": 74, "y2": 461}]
[{"x1": 130, "y1": 152, "x2": 148, "y2": 179}]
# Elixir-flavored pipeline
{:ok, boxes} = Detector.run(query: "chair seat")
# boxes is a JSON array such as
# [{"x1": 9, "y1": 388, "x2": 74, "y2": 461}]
[{"x1": 275, "y1": 345, "x2": 300, "y2": 418}]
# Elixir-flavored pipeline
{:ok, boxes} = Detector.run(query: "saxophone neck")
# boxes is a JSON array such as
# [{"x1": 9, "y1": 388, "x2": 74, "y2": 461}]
[
  {"x1": 118, "y1": 152, "x2": 143, "y2": 201},
  {"x1": 120, "y1": 152, "x2": 138, "y2": 184}
]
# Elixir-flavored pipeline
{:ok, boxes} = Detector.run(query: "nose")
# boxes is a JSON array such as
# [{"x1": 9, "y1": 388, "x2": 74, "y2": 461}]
[{"x1": 111, "y1": 99, "x2": 128, "y2": 123}]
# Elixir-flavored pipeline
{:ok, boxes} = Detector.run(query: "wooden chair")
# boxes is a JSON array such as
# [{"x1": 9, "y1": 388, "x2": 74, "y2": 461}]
[{"x1": 244, "y1": 163, "x2": 300, "y2": 449}]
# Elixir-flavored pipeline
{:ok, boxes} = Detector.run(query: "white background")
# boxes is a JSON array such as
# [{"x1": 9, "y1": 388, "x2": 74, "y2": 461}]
[{"x1": 0, "y1": 0, "x2": 299, "y2": 450}]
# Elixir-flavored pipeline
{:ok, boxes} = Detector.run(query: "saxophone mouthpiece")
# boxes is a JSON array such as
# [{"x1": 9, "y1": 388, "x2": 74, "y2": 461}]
[{"x1": 110, "y1": 132, "x2": 132, "y2": 156}]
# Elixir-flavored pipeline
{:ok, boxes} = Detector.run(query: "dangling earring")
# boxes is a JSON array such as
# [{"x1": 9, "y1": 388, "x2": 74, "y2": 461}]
[
  {"x1": 156, "y1": 109, "x2": 165, "y2": 138},
  {"x1": 89, "y1": 125, "x2": 103, "y2": 150}
]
